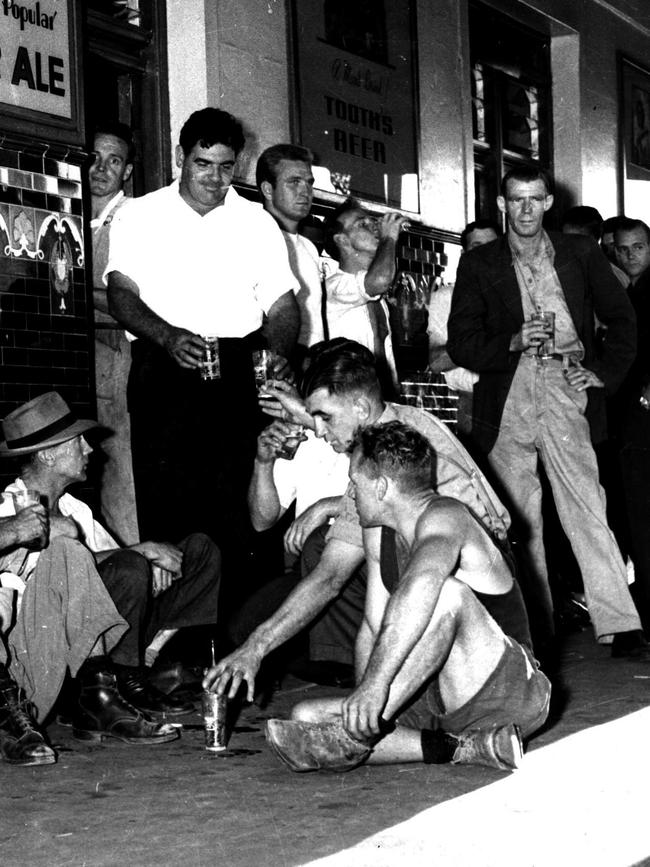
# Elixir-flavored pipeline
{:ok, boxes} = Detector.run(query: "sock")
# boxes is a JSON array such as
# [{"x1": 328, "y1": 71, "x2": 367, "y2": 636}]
[{"x1": 421, "y1": 729, "x2": 458, "y2": 764}]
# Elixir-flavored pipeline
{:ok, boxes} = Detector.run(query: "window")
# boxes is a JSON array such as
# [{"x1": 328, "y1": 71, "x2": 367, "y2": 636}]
[{"x1": 469, "y1": 1, "x2": 552, "y2": 224}]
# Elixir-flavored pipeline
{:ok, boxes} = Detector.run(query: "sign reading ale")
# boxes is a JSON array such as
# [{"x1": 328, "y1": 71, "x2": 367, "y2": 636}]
[{"x1": 0, "y1": 0, "x2": 71, "y2": 119}]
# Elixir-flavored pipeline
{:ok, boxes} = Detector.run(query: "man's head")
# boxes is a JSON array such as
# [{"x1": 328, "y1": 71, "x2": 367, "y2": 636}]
[
  {"x1": 256, "y1": 144, "x2": 315, "y2": 232},
  {"x1": 615, "y1": 218, "x2": 650, "y2": 282},
  {"x1": 0, "y1": 392, "x2": 98, "y2": 485},
  {"x1": 460, "y1": 219, "x2": 500, "y2": 252},
  {"x1": 89, "y1": 121, "x2": 134, "y2": 203},
  {"x1": 323, "y1": 198, "x2": 379, "y2": 263},
  {"x1": 497, "y1": 167, "x2": 554, "y2": 241},
  {"x1": 561, "y1": 205, "x2": 603, "y2": 241},
  {"x1": 601, "y1": 216, "x2": 626, "y2": 263},
  {"x1": 302, "y1": 339, "x2": 382, "y2": 453},
  {"x1": 176, "y1": 108, "x2": 246, "y2": 215},
  {"x1": 349, "y1": 422, "x2": 434, "y2": 527}
]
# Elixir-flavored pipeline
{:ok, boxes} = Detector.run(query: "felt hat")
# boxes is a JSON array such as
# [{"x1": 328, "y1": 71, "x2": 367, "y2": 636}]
[{"x1": 0, "y1": 392, "x2": 100, "y2": 456}]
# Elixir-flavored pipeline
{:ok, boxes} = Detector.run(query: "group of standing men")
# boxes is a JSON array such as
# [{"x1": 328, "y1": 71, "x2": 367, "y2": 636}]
[{"x1": 0, "y1": 103, "x2": 647, "y2": 775}]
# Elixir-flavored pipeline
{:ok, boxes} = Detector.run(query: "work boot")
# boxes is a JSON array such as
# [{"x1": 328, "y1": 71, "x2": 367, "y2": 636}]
[
  {"x1": 0, "y1": 669, "x2": 56, "y2": 766},
  {"x1": 114, "y1": 665, "x2": 194, "y2": 719},
  {"x1": 72, "y1": 662, "x2": 179, "y2": 745},
  {"x1": 611, "y1": 630, "x2": 650, "y2": 660},
  {"x1": 265, "y1": 718, "x2": 372, "y2": 773},
  {"x1": 451, "y1": 723, "x2": 523, "y2": 771}
]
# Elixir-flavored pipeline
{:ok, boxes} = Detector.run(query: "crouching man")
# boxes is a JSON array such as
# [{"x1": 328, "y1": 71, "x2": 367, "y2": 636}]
[
  {"x1": 0, "y1": 392, "x2": 221, "y2": 755},
  {"x1": 265, "y1": 422, "x2": 551, "y2": 773}
]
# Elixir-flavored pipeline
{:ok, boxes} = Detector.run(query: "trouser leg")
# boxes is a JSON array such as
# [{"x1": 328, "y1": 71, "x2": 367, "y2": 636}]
[
  {"x1": 488, "y1": 396, "x2": 555, "y2": 644},
  {"x1": 95, "y1": 331, "x2": 139, "y2": 546},
  {"x1": 98, "y1": 550, "x2": 151, "y2": 667},
  {"x1": 8, "y1": 538, "x2": 127, "y2": 722},
  {"x1": 537, "y1": 366, "x2": 640, "y2": 640},
  {"x1": 619, "y1": 445, "x2": 650, "y2": 632},
  {"x1": 301, "y1": 524, "x2": 366, "y2": 666}
]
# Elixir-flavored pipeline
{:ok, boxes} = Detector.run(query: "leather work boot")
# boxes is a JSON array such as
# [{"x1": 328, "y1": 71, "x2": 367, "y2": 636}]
[
  {"x1": 265, "y1": 718, "x2": 372, "y2": 773},
  {"x1": 451, "y1": 723, "x2": 523, "y2": 771},
  {"x1": 72, "y1": 663, "x2": 179, "y2": 745},
  {"x1": 114, "y1": 666, "x2": 194, "y2": 719},
  {"x1": 0, "y1": 670, "x2": 56, "y2": 766}
]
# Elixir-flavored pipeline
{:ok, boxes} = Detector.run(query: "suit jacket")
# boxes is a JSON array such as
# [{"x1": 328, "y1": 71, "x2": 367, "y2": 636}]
[
  {"x1": 615, "y1": 265, "x2": 650, "y2": 447},
  {"x1": 447, "y1": 231, "x2": 637, "y2": 453}
]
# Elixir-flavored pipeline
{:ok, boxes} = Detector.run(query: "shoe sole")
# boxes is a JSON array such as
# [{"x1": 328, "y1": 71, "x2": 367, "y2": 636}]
[
  {"x1": 3, "y1": 752, "x2": 57, "y2": 766},
  {"x1": 72, "y1": 727, "x2": 179, "y2": 745}
]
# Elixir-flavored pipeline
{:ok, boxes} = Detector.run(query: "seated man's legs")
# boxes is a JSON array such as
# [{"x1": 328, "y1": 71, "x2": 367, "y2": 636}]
[
  {"x1": 276, "y1": 579, "x2": 550, "y2": 771},
  {"x1": 6, "y1": 536, "x2": 177, "y2": 747},
  {"x1": 98, "y1": 532, "x2": 220, "y2": 717}
]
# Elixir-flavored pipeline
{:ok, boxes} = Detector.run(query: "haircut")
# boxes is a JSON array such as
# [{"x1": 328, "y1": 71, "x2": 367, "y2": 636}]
[
  {"x1": 179, "y1": 108, "x2": 245, "y2": 157},
  {"x1": 301, "y1": 338, "x2": 381, "y2": 401},
  {"x1": 614, "y1": 217, "x2": 650, "y2": 244},
  {"x1": 500, "y1": 166, "x2": 554, "y2": 198},
  {"x1": 323, "y1": 197, "x2": 365, "y2": 260},
  {"x1": 602, "y1": 215, "x2": 627, "y2": 237},
  {"x1": 355, "y1": 421, "x2": 435, "y2": 493},
  {"x1": 255, "y1": 144, "x2": 314, "y2": 189},
  {"x1": 561, "y1": 205, "x2": 603, "y2": 241},
  {"x1": 93, "y1": 121, "x2": 135, "y2": 163},
  {"x1": 460, "y1": 219, "x2": 501, "y2": 251}
]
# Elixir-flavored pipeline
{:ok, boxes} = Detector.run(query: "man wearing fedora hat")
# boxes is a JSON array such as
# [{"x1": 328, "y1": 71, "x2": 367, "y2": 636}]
[{"x1": 0, "y1": 391, "x2": 221, "y2": 747}]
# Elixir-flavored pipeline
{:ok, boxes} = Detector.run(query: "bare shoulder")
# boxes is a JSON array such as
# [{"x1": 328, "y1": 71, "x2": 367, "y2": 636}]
[{"x1": 415, "y1": 496, "x2": 469, "y2": 539}]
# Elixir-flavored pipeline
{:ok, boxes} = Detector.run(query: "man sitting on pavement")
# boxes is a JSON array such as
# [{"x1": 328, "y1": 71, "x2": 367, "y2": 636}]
[
  {"x1": 322, "y1": 199, "x2": 405, "y2": 396},
  {"x1": 0, "y1": 392, "x2": 221, "y2": 750},
  {"x1": 265, "y1": 422, "x2": 550, "y2": 773},
  {"x1": 204, "y1": 339, "x2": 512, "y2": 703}
]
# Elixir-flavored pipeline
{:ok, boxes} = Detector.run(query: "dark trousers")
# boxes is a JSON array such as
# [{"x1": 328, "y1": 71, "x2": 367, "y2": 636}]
[
  {"x1": 228, "y1": 524, "x2": 366, "y2": 666},
  {"x1": 98, "y1": 533, "x2": 221, "y2": 667},
  {"x1": 620, "y1": 444, "x2": 650, "y2": 632}
]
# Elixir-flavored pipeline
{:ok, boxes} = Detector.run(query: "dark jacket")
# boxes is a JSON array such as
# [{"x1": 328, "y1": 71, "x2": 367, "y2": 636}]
[
  {"x1": 447, "y1": 231, "x2": 637, "y2": 453},
  {"x1": 617, "y1": 265, "x2": 650, "y2": 447}
]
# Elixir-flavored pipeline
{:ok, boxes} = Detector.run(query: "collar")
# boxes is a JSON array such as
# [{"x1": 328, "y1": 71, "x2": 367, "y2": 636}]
[
  {"x1": 508, "y1": 229, "x2": 554, "y2": 265},
  {"x1": 90, "y1": 191, "x2": 125, "y2": 230}
]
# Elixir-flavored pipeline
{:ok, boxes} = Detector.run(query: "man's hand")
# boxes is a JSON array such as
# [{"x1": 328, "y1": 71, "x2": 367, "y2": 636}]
[
  {"x1": 509, "y1": 318, "x2": 554, "y2": 353},
  {"x1": 130, "y1": 541, "x2": 183, "y2": 597},
  {"x1": 377, "y1": 212, "x2": 409, "y2": 243},
  {"x1": 342, "y1": 676, "x2": 389, "y2": 742},
  {"x1": 202, "y1": 642, "x2": 263, "y2": 702},
  {"x1": 284, "y1": 501, "x2": 331, "y2": 556},
  {"x1": 563, "y1": 363, "x2": 604, "y2": 392},
  {"x1": 259, "y1": 381, "x2": 313, "y2": 428},
  {"x1": 163, "y1": 327, "x2": 206, "y2": 369},
  {"x1": 256, "y1": 420, "x2": 297, "y2": 464},
  {"x1": 4, "y1": 505, "x2": 49, "y2": 549},
  {"x1": 269, "y1": 354, "x2": 295, "y2": 385}
]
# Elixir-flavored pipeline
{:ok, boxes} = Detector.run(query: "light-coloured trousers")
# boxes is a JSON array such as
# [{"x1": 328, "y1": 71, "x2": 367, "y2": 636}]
[
  {"x1": 488, "y1": 355, "x2": 640, "y2": 641},
  {"x1": 95, "y1": 330, "x2": 140, "y2": 546}
]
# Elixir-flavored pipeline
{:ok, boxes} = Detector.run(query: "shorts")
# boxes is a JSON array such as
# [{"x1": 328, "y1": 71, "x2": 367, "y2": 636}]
[{"x1": 398, "y1": 637, "x2": 551, "y2": 739}]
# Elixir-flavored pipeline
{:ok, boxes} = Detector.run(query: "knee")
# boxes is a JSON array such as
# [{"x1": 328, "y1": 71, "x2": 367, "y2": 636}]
[
  {"x1": 437, "y1": 577, "x2": 472, "y2": 618},
  {"x1": 99, "y1": 549, "x2": 150, "y2": 591},
  {"x1": 181, "y1": 533, "x2": 221, "y2": 571}
]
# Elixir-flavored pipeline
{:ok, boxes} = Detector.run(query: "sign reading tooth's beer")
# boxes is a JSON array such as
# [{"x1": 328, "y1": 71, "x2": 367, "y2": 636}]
[{"x1": 0, "y1": 0, "x2": 71, "y2": 118}]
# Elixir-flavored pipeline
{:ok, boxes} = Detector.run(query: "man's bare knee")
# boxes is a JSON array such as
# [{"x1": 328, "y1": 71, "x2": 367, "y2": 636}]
[
  {"x1": 435, "y1": 577, "x2": 472, "y2": 620},
  {"x1": 290, "y1": 700, "x2": 323, "y2": 723}
]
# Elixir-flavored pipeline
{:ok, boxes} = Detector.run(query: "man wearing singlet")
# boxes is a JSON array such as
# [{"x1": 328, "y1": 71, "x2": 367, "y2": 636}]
[{"x1": 265, "y1": 421, "x2": 550, "y2": 773}]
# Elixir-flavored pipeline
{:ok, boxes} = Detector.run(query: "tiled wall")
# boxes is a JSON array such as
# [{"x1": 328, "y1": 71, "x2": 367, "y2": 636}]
[{"x1": 0, "y1": 140, "x2": 93, "y2": 486}]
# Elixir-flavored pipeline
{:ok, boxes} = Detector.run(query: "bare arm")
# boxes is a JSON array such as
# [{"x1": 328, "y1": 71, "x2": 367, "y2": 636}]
[
  {"x1": 364, "y1": 213, "x2": 406, "y2": 297},
  {"x1": 283, "y1": 496, "x2": 341, "y2": 556},
  {"x1": 203, "y1": 538, "x2": 365, "y2": 701},
  {"x1": 107, "y1": 270, "x2": 205, "y2": 369},
  {"x1": 264, "y1": 290, "x2": 300, "y2": 359},
  {"x1": 247, "y1": 421, "x2": 297, "y2": 531}
]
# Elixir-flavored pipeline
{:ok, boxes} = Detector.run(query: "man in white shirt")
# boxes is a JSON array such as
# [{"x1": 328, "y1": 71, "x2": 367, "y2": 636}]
[
  {"x1": 322, "y1": 199, "x2": 406, "y2": 397},
  {"x1": 89, "y1": 121, "x2": 139, "y2": 546},
  {"x1": 106, "y1": 109, "x2": 300, "y2": 602},
  {"x1": 257, "y1": 144, "x2": 326, "y2": 354}
]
